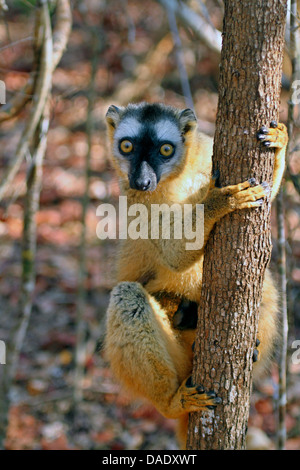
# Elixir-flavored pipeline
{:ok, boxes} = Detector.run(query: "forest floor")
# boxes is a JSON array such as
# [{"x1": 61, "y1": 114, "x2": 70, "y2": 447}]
[{"x1": 0, "y1": 1, "x2": 300, "y2": 450}]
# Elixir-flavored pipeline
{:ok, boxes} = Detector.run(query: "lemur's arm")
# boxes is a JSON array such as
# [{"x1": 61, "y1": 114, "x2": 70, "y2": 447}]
[
  {"x1": 150, "y1": 122, "x2": 288, "y2": 273},
  {"x1": 149, "y1": 178, "x2": 268, "y2": 272}
]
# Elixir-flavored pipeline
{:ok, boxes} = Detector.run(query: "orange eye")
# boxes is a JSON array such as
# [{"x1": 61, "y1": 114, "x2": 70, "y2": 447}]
[
  {"x1": 120, "y1": 139, "x2": 133, "y2": 154},
  {"x1": 160, "y1": 143, "x2": 174, "y2": 157}
]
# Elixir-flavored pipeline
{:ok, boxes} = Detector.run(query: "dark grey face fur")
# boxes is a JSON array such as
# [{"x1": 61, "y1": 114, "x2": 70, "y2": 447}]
[{"x1": 106, "y1": 103, "x2": 197, "y2": 192}]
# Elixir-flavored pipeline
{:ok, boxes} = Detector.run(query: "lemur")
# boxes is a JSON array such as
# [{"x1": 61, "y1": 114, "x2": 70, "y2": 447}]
[{"x1": 104, "y1": 102, "x2": 288, "y2": 448}]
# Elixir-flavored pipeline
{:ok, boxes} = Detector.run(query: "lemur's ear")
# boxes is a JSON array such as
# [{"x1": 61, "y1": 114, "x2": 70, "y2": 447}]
[
  {"x1": 178, "y1": 108, "x2": 197, "y2": 134},
  {"x1": 106, "y1": 105, "x2": 124, "y2": 129}
]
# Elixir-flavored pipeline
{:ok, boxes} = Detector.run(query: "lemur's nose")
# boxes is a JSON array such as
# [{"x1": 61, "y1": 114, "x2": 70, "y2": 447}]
[{"x1": 135, "y1": 177, "x2": 151, "y2": 191}]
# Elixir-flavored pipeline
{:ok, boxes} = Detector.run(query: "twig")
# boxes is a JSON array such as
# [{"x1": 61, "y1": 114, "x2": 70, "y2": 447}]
[
  {"x1": 0, "y1": 0, "x2": 72, "y2": 201},
  {"x1": 157, "y1": 0, "x2": 222, "y2": 55},
  {"x1": 112, "y1": 34, "x2": 174, "y2": 104},
  {"x1": 276, "y1": 0, "x2": 298, "y2": 450},
  {"x1": 0, "y1": 6, "x2": 53, "y2": 202},
  {"x1": 166, "y1": 3, "x2": 194, "y2": 109},
  {"x1": 0, "y1": 3, "x2": 52, "y2": 447},
  {"x1": 0, "y1": 0, "x2": 72, "y2": 449},
  {"x1": 10, "y1": 108, "x2": 50, "y2": 385},
  {"x1": 121, "y1": 0, "x2": 136, "y2": 43},
  {"x1": 0, "y1": 0, "x2": 8, "y2": 12},
  {"x1": 0, "y1": 0, "x2": 71, "y2": 123},
  {"x1": 52, "y1": 0, "x2": 72, "y2": 70},
  {"x1": 0, "y1": 36, "x2": 33, "y2": 53},
  {"x1": 73, "y1": 28, "x2": 99, "y2": 407}
]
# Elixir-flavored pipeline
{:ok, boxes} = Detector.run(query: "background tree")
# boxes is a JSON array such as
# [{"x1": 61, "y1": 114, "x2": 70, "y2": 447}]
[{"x1": 187, "y1": 0, "x2": 287, "y2": 450}]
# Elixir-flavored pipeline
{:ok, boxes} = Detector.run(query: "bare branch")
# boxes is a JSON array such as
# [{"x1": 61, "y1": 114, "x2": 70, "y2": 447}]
[
  {"x1": 276, "y1": 0, "x2": 299, "y2": 450},
  {"x1": 0, "y1": 4, "x2": 53, "y2": 202},
  {"x1": 10, "y1": 106, "x2": 50, "y2": 386},
  {"x1": 166, "y1": 2, "x2": 194, "y2": 109},
  {"x1": 52, "y1": 0, "x2": 72, "y2": 69},
  {"x1": 0, "y1": 0, "x2": 72, "y2": 202},
  {"x1": 112, "y1": 34, "x2": 174, "y2": 104},
  {"x1": 0, "y1": 1, "x2": 53, "y2": 446},
  {"x1": 0, "y1": 36, "x2": 33, "y2": 53},
  {"x1": 0, "y1": 0, "x2": 8, "y2": 12},
  {"x1": 0, "y1": 0, "x2": 72, "y2": 123},
  {"x1": 157, "y1": 0, "x2": 222, "y2": 55},
  {"x1": 73, "y1": 28, "x2": 99, "y2": 408}
]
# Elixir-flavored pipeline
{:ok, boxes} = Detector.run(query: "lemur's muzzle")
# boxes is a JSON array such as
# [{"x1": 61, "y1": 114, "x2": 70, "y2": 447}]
[{"x1": 130, "y1": 161, "x2": 157, "y2": 191}]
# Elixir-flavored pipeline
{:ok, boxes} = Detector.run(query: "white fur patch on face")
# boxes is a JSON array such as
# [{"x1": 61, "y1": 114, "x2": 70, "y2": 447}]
[
  {"x1": 153, "y1": 120, "x2": 181, "y2": 143},
  {"x1": 154, "y1": 120, "x2": 184, "y2": 179},
  {"x1": 114, "y1": 117, "x2": 143, "y2": 141}
]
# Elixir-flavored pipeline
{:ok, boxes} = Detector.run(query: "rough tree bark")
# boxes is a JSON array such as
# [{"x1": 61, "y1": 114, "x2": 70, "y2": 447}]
[{"x1": 187, "y1": 0, "x2": 287, "y2": 450}]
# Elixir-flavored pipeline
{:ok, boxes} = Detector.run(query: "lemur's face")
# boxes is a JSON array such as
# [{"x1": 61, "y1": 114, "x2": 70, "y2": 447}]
[{"x1": 106, "y1": 103, "x2": 197, "y2": 192}]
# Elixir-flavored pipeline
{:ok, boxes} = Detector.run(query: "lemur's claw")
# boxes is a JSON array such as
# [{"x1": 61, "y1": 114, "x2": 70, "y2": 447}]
[
  {"x1": 270, "y1": 120, "x2": 278, "y2": 128},
  {"x1": 261, "y1": 181, "x2": 271, "y2": 195},
  {"x1": 248, "y1": 177, "x2": 257, "y2": 186},
  {"x1": 253, "y1": 349, "x2": 259, "y2": 362},
  {"x1": 258, "y1": 125, "x2": 269, "y2": 135}
]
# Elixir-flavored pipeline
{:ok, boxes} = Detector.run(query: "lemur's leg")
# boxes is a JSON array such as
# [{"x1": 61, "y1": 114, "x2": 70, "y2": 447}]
[
  {"x1": 257, "y1": 121, "x2": 288, "y2": 201},
  {"x1": 105, "y1": 282, "x2": 221, "y2": 419}
]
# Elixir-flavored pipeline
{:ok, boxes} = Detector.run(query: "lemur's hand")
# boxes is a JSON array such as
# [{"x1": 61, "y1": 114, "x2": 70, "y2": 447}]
[
  {"x1": 206, "y1": 178, "x2": 270, "y2": 214},
  {"x1": 257, "y1": 121, "x2": 288, "y2": 149}
]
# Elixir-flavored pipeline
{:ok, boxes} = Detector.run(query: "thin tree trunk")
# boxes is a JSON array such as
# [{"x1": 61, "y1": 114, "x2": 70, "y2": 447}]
[
  {"x1": 187, "y1": 0, "x2": 287, "y2": 450},
  {"x1": 73, "y1": 28, "x2": 99, "y2": 408},
  {"x1": 276, "y1": 0, "x2": 298, "y2": 449}
]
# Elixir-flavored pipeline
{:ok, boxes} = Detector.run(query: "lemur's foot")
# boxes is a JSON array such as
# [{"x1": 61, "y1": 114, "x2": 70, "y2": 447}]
[
  {"x1": 257, "y1": 121, "x2": 288, "y2": 149},
  {"x1": 159, "y1": 376, "x2": 222, "y2": 419},
  {"x1": 222, "y1": 178, "x2": 270, "y2": 210},
  {"x1": 179, "y1": 376, "x2": 222, "y2": 411}
]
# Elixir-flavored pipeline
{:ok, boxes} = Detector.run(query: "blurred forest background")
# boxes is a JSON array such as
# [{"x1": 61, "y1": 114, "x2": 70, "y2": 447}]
[{"x1": 0, "y1": 0, "x2": 299, "y2": 450}]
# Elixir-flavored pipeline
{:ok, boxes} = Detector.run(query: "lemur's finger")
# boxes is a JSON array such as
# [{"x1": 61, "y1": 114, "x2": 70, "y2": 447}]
[
  {"x1": 248, "y1": 177, "x2": 257, "y2": 187},
  {"x1": 222, "y1": 178, "x2": 258, "y2": 195}
]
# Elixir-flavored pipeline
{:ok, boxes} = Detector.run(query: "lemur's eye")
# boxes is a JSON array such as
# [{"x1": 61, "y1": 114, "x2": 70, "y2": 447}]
[
  {"x1": 160, "y1": 143, "x2": 174, "y2": 157},
  {"x1": 120, "y1": 139, "x2": 133, "y2": 154}
]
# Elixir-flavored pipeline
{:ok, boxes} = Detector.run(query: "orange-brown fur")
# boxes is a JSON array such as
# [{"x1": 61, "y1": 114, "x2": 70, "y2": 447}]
[{"x1": 104, "y1": 105, "x2": 287, "y2": 448}]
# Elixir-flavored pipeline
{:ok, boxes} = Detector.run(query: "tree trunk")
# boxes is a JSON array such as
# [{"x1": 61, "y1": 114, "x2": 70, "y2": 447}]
[{"x1": 187, "y1": 0, "x2": 287, "y2": 450}]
